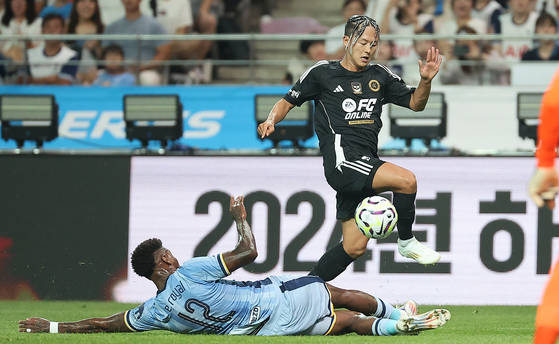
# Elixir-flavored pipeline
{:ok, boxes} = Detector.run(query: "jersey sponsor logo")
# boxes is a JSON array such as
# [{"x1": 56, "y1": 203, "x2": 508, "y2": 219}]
[
  {"x1": 342, "y1": 98, "x2": 357, "y2": 112},
  {"x1": 343, "y1": 98, "x2": 377, "y2": 122},
  {"x1": 368, "y1": 79, "x2": 380, "y2": 92},
  {"x1": 288, "y1": 89, "x2": 300, "y2": 99},
  {"x1": 249, "y1": 306, "x2": 261, "y2": 324},
  {"x1": 351, "y1": 82, "x2": 362, "y2": 94},
  {"x1": 333, "y1": 85, "x2": 344, "y2": 93},
  {"x1": 356, "y1": 98, "x2": 377, "y2": 111},
  {"x1": 164, "y1": 281, "x2": 186, "y2": 312}
]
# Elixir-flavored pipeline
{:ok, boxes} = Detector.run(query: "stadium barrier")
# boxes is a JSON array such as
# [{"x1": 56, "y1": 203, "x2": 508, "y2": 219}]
[
  {"x1": 0, "y1": 84, "x2": 547, "y2": 152},
  {"x1": 2, "y1": 154, "x2": 557, "y2": 305}
]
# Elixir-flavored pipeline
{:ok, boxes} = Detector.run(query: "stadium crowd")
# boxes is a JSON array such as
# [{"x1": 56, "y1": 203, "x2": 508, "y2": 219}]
[
  {"x1": 0, "y1": 0, "x2": 556, "y2": 85},
  {"x1": 286, "y1": 0, "x2": 559, "y2": 86},
  {"x1": 0, "y1": 0, "x2": 251, "y2": 85}
]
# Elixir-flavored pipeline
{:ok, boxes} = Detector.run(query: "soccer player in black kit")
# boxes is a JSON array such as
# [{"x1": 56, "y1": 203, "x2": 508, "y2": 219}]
[{"x1": 257, "y1": 15, "x2": 443, "y2": 282}]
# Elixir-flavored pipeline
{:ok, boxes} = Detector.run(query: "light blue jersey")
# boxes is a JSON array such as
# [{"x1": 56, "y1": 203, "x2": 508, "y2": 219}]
[{"x1": 124, "y1": 254, "x2": 335, "y2": 336}]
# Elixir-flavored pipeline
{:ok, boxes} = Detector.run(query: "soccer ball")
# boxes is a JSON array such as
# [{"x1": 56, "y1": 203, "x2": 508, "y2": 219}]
[{"x1": 354, "y1": 196, "x2": 398, "y2": 239}]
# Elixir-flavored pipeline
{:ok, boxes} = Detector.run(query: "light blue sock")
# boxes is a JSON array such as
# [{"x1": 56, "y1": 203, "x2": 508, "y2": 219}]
[
  {"x1": 373, "y1": 296, "x2": 404, "y2": 320},
  {"x1": 371, "y1": 319, "x2": 400, "y2": 336}
]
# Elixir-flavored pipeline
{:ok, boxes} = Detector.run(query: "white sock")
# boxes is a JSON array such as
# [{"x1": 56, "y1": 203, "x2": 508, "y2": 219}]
[{"x1": 398, "y1": 237, "x2": 416, "y2": 246}]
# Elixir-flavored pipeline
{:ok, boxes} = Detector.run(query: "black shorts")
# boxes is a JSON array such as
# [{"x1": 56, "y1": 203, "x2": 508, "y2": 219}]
[{"x1": 326, "y1": 156, "x2": 386, "y2": 219}]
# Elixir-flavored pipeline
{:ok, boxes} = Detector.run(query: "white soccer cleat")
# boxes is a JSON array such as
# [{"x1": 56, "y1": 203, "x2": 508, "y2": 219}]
[
  {"x1": 396, "y1": 309, "x2": 451, "y2": 334},
  {"x1": 408, "y1": 308, "x2": 451, "y2": 323},
  {"x1": 398, "y1": 299, "x2": 418, "y2": 317},
  {"x1": 398, "y1": 238, "x2": 441, "y2": 265}
]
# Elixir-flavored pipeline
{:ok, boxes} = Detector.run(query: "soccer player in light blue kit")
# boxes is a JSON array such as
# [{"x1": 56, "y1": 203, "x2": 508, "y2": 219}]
[{"x1": 19, "y1": 196, "x2": 450, "y2": 337}]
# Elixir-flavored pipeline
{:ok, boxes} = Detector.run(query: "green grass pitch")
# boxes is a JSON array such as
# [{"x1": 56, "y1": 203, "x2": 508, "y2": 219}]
[{"x1": 0, "y1": 301, "x2": 537, "y2": 343}]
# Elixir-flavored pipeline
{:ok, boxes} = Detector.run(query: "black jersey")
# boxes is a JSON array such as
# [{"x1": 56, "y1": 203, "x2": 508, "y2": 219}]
[{"x1": 284, "y1": 60, "x2": 415, "y2": 171}]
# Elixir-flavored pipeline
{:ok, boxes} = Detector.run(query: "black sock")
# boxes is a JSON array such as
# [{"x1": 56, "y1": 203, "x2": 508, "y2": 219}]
[
  {"x1": 393, "y1": 192, "x2": 416, "y2": 241},
  {"x1": 308, "y1": 242, "x2": 355, "y2": 281}
]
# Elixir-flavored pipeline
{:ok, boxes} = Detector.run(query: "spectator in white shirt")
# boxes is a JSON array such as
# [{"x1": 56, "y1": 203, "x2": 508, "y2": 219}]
[
  {"x1": 0, "y1": 0, "x2": 42, "y2": 62},
  {"x1": 437, "y1": 0, "x2": 488, "y2": 56},
  {"x1": 0, "y1": 0, "x2": 5, "y2": 18},
  {"x1": 152, "y1": 0, "x2": 196, "y2": 59},
  {"x1": 18, "y1": 13, "x2": 79, "y2": 84},
  {"x1": 473, "y1": 0, "x2": 504, "y2": 31},
  {"x1": 381, "y1": 0, "x2": 435, "y2": 62},
  {"x1": 98, "y1": 0, "x2": 151, "y2": 27},
  {"x1": 535, "y1": 0, "x2": 558, "y2": 18},
  {"x1": 365, "y1": 0, "x2": 391, "y2": 28},
  {"x1": 493, "y1": 0, "x2": 538, "y2": 61},
  {"x1": 438, "y1": 0, "x2": 488, "y2": 34}
]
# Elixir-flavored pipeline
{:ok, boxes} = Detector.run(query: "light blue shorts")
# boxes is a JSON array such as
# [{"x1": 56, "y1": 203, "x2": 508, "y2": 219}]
[{"x1": 258, "y1": 275, "x2": 335, "y2": 336}]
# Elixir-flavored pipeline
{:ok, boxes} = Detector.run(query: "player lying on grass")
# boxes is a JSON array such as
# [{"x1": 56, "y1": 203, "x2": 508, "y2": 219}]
[{"x1": 19, "y1": 196, "x2": 450, "y2": 336}]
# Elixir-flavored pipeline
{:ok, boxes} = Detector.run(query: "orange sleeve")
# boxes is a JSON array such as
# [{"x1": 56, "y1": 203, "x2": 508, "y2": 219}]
[{"x1": 536, "y1": 67, "x2": 559, "y2": 168}]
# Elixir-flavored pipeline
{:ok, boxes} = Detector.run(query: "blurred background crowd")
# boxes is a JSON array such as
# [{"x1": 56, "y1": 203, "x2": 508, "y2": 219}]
[{"x1": 0, "y1": 0, "x2": 556, "y2": 86}]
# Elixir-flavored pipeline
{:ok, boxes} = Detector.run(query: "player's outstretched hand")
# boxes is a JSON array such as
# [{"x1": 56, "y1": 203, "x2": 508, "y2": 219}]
[
  {"x1": 257, "y1": 121, "x2": 275, "y2": 139},
  {"x1": 229, "y1": 196, "x2": 247, "y2": 222},
  {"x1": 418, "y1": 46, "x2": 442, "y2": 82},
  {"x1": 19, "y1": 318, "x2": 50, "y2": 333},
  {"x1": 529, "y1": 167, "x2": 558, "y2": 209}
]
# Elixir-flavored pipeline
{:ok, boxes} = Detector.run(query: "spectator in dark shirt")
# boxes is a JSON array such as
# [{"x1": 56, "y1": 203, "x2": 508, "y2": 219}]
[
  {"x1": 67, "y1": 0, "x2": 104, "y2": 84},
  {"x1": 67, "y1": 0, "x2": 103, "y2": 57},
  {"x1": 522, "y1": 11, "x2": 559, "y2": 61}
]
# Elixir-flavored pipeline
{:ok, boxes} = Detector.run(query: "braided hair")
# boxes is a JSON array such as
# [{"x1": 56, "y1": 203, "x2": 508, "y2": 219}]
[
  {"x1": 131, "y1": 238, "x2": 163, "y2": 279},
  {"x1": 344, "y1": 15, "x2": 381, "y2": 58}
]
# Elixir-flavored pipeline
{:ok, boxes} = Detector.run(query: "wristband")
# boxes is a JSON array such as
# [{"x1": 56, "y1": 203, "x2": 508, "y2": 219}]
[{"x1": 49, "y1": 322, "x2": 59, "y2": 334}]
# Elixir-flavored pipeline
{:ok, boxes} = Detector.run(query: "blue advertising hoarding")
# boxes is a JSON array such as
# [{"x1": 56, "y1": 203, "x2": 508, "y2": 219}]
[{"x1": 0, "y1": 85, "x2": 319, "y2": 150}]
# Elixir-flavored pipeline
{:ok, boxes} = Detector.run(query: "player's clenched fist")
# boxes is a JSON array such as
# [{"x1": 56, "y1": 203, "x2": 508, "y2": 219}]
[
  {"x1": 229, "y1": 196, "x2": 247, "y2": 222},
  {"x1": 257, "y1": 121, "x2": 275, "y2": 138}
]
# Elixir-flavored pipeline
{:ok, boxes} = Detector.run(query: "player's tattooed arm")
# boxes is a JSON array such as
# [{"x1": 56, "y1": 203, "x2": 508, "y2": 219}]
[
  {"x1": 19, "y1": 312, "x2": 133, "y2": 333},
  {"x1": 222, "y1": 196, "x2": 258, "y2": 273},
  {"x1": 257, "y1": 98, "x2": 295, "y2": 138}
]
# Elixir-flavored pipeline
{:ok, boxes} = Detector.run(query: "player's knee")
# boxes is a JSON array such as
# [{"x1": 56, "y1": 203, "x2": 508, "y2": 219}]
[
  {"x1": 400, "y1": 172, "x2": 417, "y2": 193},
  {"x1": 339, "y1": 290, "x2": 358, "y2": 306},
  {"x1": 345, "y1": 245, "x2": 367, "y2": 259}
]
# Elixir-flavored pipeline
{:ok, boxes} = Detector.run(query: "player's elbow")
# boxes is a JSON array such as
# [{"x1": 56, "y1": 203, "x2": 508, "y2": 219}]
[
  {"x1": 236, "y1": 243, "x2": 258, "y2": 266},
  {"x1": 246, "y1": 246, "x2": 258, "y2": 263},
  {"x1": 410, "y1": 103, "x2": 426, "y2": 112}
]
